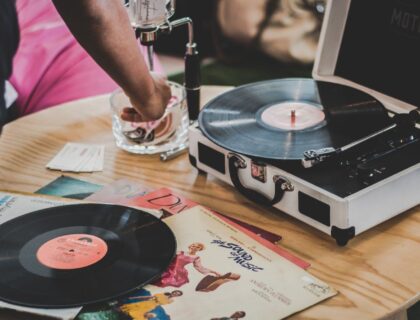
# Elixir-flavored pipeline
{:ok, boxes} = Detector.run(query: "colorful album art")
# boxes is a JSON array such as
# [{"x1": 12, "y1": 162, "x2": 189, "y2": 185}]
[
  {"x1": 125, "y1": 187, "x2": 279, "y2": 239},
  {"x1": 119, "y1": 289, "x2": 181, "y2": 320},
  {"x1": 127, "y1": 188, "x2": 309, "y2": 269},
  {"x1": 143, "y1": 207, "x2": 335, "y2": 319},
  {"x1": 153, "y1": 242, "x2": 240, "y2": 290},
  {"x1": 127, "y1": 187, "x2": 196, "y2": 216},
  {"x1": 90, "y1": 185, "x2": 285, "y2": 251},
  {"x1": 77, "y1": 206, "x2": 334, "y2": 320},
  {"x1": 35, "y1": 175, "x2": 102, "y2": 200},
  {"x1": 78, "y1": 289, "x2": 172, "y2": 320}
]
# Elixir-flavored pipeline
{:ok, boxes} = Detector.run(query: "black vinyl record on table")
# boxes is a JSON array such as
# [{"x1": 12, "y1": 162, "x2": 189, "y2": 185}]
[
  {"x1": 199, "y1": 78, "x2": 390, "y2": 162},
  {"x1": 0, "y1": 204, "x2": 176, "y2": 308}
]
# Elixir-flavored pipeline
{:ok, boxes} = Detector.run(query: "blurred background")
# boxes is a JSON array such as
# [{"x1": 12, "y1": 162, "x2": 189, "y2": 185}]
[
  {"x1": 8, "y1": 0, "x2": 325, "y2": 120},
  {"x1": 160, "y1": 0, "x2": 325, "y2": 86}
]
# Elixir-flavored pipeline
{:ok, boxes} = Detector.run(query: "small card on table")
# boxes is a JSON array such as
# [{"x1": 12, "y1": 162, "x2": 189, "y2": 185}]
[{"x1": 46, "y1": 143, "x2": 104, "y2": 173}]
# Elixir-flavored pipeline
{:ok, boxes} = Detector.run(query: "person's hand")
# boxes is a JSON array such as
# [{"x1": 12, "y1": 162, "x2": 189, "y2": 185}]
[{"x1": 121, "y1": 72, "x2": 171, "y2": 122}]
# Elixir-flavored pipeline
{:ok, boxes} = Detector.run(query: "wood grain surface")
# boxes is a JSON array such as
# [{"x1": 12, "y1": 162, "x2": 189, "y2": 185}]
[{"x1": 0, "y1": 86, "x2": 418, "y2": 320}]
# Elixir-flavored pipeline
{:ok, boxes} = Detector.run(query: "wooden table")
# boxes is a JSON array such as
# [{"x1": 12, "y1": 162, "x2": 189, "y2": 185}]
[{"x1": 0, "y1": 86, "x2": 419, "y2": 320}]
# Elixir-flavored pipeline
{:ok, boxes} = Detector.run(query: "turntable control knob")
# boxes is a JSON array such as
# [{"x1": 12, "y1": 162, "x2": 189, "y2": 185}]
[{"x1": 356, "y1": 164, "x2": 386, "y2": 185}]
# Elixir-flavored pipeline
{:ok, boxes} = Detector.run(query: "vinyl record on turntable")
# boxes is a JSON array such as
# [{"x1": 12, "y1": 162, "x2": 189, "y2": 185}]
[
  {"x1": 0, "y1": 204, "x2": 176, "y2": 308},
  {"x1": 199, "y1": 78, "x2": 391, "y2": 161}
]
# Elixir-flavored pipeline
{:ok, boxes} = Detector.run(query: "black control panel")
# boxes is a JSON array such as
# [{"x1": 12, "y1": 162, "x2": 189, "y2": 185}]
[{"x1": 283, "y1": 126, "x2": 420, "y2": 198}]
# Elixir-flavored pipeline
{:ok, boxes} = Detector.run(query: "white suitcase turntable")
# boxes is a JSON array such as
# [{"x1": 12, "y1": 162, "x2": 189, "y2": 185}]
[{"x1": 188, "y1": 0, "x2": 420, "y2": 245}]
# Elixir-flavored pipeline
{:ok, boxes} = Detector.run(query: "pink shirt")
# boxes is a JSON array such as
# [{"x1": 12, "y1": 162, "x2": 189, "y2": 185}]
[{"x1": 10, "y1": 0, "x2": 162, "y2": 116}]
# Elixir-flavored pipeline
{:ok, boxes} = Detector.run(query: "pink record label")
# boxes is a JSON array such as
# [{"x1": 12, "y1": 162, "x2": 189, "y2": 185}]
[
  {"x1": 36, "y1": 234, "x2": 108, "y2": 270},
  {"x1": 261, "y1": 102, "x2": 325, "y2": 131}
]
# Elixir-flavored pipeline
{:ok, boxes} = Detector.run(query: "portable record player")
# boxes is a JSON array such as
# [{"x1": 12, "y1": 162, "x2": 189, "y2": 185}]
[{"x1": 188, "y1": 0, "x2": 420, "y2": 245}]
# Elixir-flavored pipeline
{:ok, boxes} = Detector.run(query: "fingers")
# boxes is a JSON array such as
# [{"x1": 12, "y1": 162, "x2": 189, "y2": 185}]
[
  {"x1": 120, "y1": 107, "x2": 143, "y2": 122},
  {"x1": 122, "y1": 74, "x2": 171, "y2": 122},
  {"x1": 120, "y1": 106, "x2": 165, "y2": 122}
]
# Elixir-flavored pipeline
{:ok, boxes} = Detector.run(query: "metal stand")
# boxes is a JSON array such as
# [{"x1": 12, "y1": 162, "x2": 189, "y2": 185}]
[{"x1": 136, "y1": 18, "x2": 201, "y2": 121}]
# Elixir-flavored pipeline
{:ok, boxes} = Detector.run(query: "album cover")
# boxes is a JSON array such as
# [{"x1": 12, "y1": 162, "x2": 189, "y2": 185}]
[
  {"x1": 35, "y1": 176, "x2": 102, "y2": 200},
  {"x1": 81, "y1": 182, "x2": 285, "y2": 248},
  {"x1": 0, "y1": 191, "x2": 79, "y2": 225},
  {"x1": 78, "y1": 206, "x2": 336, "y2": 320},
  {"x1": 126, "y1": 187, "x2": 309, "y2": 269},
  {"x1": 86, "y1": 183, "x2": 306, "y2": 266},
  {"x1": 126, "y1": 187, "x2": 197, "y2": 216}
]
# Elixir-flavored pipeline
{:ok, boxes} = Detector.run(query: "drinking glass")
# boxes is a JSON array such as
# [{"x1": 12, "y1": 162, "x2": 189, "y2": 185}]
[{"x1": 110, "y1": 81, "x2": 188, "y2": 154}]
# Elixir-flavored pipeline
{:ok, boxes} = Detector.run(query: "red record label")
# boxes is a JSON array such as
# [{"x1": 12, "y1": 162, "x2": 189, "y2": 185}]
[{"x1": 36, "y1": 234, "x2": 108, "y2": 270}]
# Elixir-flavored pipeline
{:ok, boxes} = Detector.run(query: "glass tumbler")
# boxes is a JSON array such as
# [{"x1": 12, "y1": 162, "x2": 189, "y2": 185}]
[{"x1": 110, "y1": 81, "x2": 188, "y2": 154}]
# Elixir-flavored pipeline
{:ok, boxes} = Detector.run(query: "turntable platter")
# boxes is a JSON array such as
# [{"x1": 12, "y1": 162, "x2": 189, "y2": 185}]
[{"x1": 199, "y1": 78, "x2": 389, "y2": 161}]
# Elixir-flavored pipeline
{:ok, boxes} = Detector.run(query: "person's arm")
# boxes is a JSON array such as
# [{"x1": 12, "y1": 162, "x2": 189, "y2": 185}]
[{"x1": 52, "y1": 0, "x2": 170, "y2": 122}]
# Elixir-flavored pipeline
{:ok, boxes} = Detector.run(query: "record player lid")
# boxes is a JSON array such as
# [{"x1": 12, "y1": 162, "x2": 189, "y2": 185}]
[{"x1": 313, "y1": 0, "x2": 420, "y2": 114}]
